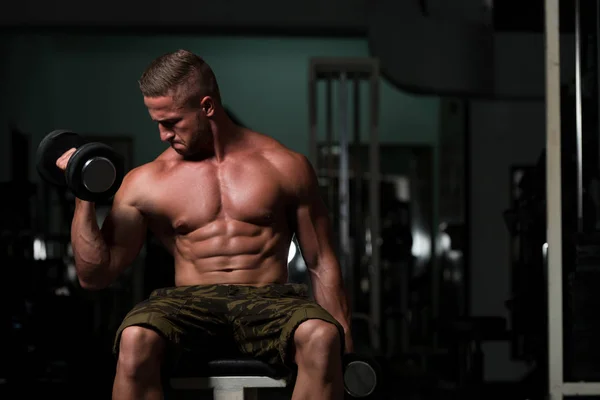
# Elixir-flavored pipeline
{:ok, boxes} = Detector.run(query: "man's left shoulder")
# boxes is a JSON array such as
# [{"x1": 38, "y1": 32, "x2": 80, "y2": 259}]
[
  {"x1": 262, "y1": 145, "x2": 313, "y2": 179},
  {"x1": 247, "y1": 131, "x2": 315, "y2": 184}
]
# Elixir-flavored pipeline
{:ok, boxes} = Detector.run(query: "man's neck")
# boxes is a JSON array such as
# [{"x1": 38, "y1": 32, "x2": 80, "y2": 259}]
[{"x1": 208, "y1": 117, "x2": 244, "y2": 162}]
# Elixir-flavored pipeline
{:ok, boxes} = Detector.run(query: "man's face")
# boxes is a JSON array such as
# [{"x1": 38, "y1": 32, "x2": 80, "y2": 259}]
[{"x1": 144, "y1": 95, "x2": 213, "y2": 156}]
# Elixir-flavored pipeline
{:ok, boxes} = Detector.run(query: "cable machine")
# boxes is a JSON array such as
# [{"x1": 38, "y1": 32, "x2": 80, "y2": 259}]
[{"x1": 308, "y1": 58, "x2": 381, "y2": 351}]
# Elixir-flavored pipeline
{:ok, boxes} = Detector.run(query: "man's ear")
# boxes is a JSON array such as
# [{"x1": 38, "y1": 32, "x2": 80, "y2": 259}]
[{"x1": 200, "y1": 96, "x2": 214, "y2": 117}]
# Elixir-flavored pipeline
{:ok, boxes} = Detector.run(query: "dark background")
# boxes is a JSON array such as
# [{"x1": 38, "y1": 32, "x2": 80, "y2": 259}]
[{"x1": 1, "y1": 0, "x2": 598, "y2": 399}]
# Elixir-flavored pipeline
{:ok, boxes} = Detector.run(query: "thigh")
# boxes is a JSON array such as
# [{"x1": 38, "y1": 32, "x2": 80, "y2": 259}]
[
  {"x1": 114, "y1": 285, "x2": 233, "y2": 363},
  {"x1": 229, "y1": 284, "x2": 344, "y2": 367}
]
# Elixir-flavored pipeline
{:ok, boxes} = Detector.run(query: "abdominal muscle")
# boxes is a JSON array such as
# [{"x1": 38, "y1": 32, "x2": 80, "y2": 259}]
[{"x1": 166, "y1": 219, "x2": 292, "y2": 287}]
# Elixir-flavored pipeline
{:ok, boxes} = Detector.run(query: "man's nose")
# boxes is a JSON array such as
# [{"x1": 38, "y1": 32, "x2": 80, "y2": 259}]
[{"x1": 159, "y1": 126, "x2": 174, "y2": 142}]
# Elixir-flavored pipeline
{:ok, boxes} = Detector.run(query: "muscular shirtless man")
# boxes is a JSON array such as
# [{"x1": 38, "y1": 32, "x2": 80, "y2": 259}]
[{"x1": 56, "y1": 49, "x2": 352, "y2": 400}]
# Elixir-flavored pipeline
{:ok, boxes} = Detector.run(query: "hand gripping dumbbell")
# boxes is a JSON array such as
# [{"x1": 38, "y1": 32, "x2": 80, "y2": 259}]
[
  {"x1": 343, "y1": 354, "x2": 381, "y2": 398},
  {"x1": 36, "y1": 130, "x2": 125, "y2": 202}
]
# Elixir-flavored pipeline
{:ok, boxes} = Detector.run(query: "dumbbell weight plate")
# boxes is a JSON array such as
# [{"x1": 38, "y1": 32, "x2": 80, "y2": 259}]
[
  {"x1": 66, "y1": 142, "x2": 125, "y2": 202},
  {"x1": 36, "y1": 130, "x2": 86, "y2": 187},
  {"x1": 344, "y1": 360, "x2": 377, "y2": 397}
]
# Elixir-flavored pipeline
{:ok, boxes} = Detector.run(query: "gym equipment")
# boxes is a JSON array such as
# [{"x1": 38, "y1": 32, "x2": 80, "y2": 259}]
[
  {"x1": 309, "y1": 58, "x2": 381, "y2": 352},
  {"x1": 36, "y1": 130, "x2": 124, "y2": 202},
  {"x1": 170, "y1": 355, "x2": 379, "y2": 399},
  {"x1": 544, "y1": 0, "x2": 600, "y2": 397},
  {"x1": 343, "y1": 354, "x2": 380, "y2": 398},
  {"x1": 170, "y1": 359, "x2": 286, "y2": 399}
]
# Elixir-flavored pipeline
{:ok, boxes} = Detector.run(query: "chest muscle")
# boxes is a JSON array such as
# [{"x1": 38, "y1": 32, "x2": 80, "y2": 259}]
[{"x1": 144, "y1": 160, "x2": 286, "y2": 233}]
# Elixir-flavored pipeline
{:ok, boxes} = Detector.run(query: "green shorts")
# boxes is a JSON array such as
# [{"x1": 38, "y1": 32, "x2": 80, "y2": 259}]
[{"x1": 113, "y1": 283, "x2": 344, "y2": 375}]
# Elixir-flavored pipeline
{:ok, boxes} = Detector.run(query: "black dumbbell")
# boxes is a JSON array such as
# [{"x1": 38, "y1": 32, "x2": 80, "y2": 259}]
[
  {"x1": 343, "y1": 354, "x2": 380, "y2": 398},
  {"x1": 36, "y1": 130, "x2": 125, "y2": 202}
]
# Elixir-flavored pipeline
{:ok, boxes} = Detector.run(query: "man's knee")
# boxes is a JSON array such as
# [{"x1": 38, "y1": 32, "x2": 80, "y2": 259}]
[
  {"x1": 294, "y1": 320, "x2": 342, "y2": 366},
  {"x1": 118, "y1": 326, "x2": 165, "y2": 379}
]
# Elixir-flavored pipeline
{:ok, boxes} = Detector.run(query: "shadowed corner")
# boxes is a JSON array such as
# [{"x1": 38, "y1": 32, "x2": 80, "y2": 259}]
[{"x1": 225, "y1": 107, "x2": 246, "y2": 129}]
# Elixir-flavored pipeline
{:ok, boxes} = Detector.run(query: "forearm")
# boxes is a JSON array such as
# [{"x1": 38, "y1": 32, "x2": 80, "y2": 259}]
[
  {"x1": 71, "y1": 199, "x2": 112, "y2": 289},
  {"x1": 310, "y1": 261, "x2": 353, "y2": 349}
]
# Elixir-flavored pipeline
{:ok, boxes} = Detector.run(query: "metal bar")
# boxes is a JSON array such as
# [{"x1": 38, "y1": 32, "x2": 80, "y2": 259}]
[
  {"x1": 309, "y1": 66, "x2": 318, "y2": 168},
  {"x1": 312, "y1": 57, "x2": 380, "y2": 77},
  {"x1": 563, "y1": 382, "x2": 600, "y2": 396},
  {"x1": 545, "y1": 0, "x2": 564, "y2": 398},
  {"x1": 352, "y1": 75, "x2": 362, "y2": 312},
  {"x1": 339, "y1": 72, "x2": 351, "y2": 283},
  {"x1": 575, "y1": 0, "x2": 584, "y2": 232},
  {"x1": 432, "y1": 153, "x2": 439, "y2": 349},
  {"x1": 326, "y1": 78, "x2": 335, "y2": 214},
  {"x1": 311, "y1": 57, "x2": 380, "y2": 77},
  {"x1": 598, "y1": 0, "x2": 600, "y2": 177},
  {"x1": 369, "y1": 62, "x2": 381, "y2": 352}
]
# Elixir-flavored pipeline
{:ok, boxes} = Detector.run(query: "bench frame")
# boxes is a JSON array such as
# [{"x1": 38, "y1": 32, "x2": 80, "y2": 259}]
[{"x1": 170, "y1": 375, "x2": 287, "y2": 400}]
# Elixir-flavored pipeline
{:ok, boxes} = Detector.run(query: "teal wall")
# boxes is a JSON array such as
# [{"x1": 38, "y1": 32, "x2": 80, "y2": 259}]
[{"x1": 2, "y1": 33, "x2": 439, "y2": 179}]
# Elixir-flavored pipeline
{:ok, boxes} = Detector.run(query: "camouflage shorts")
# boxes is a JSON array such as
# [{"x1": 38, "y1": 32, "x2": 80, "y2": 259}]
[{"x1": 113, "y1": 283, "x2": 344, "y2": 373}]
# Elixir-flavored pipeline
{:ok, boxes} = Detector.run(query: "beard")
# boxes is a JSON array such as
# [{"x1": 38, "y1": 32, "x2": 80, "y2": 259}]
[{"x1": 176, "y1": 116, "x2": 213, "y2": 158}]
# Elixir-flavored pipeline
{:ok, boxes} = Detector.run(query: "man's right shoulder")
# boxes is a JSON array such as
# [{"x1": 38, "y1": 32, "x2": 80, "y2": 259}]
[
  {"x1": 125, "y1": 160, "x2": 158, "y2": 181},
  {"x1": 116, "y1": 161, "x2": 163, "y2": 204}
]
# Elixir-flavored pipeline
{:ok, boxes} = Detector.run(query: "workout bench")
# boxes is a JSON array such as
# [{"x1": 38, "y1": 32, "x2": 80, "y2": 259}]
[{"x1": 170, "y1": 359, "x2": 288, "y2": 400}]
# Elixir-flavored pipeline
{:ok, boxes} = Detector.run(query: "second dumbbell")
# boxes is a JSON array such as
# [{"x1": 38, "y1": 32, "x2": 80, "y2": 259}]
[{"x1": 343, "y1": 354, "x2": 381, "y2": 398}]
